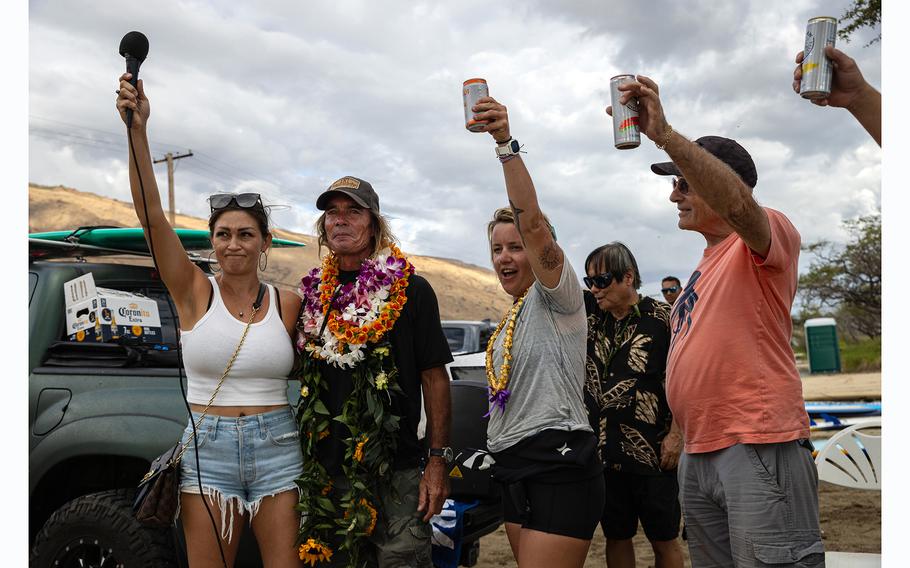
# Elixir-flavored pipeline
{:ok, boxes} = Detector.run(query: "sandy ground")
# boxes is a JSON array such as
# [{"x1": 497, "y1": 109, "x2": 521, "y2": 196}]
[{"x1": 473, "y1": 372, "x2": 882, "y2": 567}]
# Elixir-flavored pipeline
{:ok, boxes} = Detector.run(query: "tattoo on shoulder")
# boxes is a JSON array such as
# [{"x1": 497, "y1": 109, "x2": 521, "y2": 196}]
[
  {"x1": 509, "y1": 199, "x2": 525, "y2": 235},
  {"x1": 538, "y1": 244, "x2": 562, "y2": 270}
]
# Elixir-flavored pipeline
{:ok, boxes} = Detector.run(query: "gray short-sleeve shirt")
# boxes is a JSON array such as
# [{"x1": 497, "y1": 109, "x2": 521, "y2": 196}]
[{"x1": 486, "y1": 259, "x2": 592, "y2": 453}]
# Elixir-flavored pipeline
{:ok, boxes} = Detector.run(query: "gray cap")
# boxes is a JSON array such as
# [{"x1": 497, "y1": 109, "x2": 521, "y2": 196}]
[{"x1": 316, "y1": 176, "x2": 380, "y2": 212}]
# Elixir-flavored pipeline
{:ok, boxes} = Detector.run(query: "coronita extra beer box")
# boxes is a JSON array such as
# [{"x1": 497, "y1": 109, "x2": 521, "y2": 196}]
[{"x1": 63, "y1": 273, "x2": 162, "y2": 343}]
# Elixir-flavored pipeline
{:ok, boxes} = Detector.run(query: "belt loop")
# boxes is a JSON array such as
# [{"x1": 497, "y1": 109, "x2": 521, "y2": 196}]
[
  {"x1": 209, "y1": 415, "x2": 220, "y2": 440},
  {"x1": 258, "y1": 413, "x2": 267, "y2": 440}
]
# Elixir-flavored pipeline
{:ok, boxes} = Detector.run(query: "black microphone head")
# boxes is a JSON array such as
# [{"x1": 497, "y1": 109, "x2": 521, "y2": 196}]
[{"x1": 119, "y1": 31, "x2": 149, "y2": 62}]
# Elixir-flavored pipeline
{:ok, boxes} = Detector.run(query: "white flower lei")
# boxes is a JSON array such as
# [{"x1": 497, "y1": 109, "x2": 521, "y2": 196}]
[{"x1": 297, "y1": 247, "x2": 410, "y2": 369}]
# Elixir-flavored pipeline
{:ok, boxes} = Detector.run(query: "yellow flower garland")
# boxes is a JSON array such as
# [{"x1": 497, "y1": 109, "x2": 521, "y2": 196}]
[{"x1": 485, "y1": 290, "x2": 529, "y2": 398}]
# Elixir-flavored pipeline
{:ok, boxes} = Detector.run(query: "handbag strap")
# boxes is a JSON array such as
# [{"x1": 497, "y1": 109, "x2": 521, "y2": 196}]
[{"x1": 172, "y1": 283, "x2": 267, "y2": 464}]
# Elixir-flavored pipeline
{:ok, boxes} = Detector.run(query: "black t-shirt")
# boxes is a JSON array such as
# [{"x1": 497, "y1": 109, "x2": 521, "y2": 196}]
[{"x1": 317, "y1": 272, "x2": 453, "y2": 474}]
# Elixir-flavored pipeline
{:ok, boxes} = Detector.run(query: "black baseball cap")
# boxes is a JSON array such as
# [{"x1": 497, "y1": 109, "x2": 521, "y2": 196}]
[
  {"x1": 651, "y1": 136, "x2": 758, "y2": 188},
  {"x1": 316, "y1": 176, "x2": 381, "y2": 212}
]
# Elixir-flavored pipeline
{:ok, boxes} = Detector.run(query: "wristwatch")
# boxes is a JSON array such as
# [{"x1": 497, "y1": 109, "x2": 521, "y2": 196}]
[
  {"x1": 494, "y1": 138, "x2": 521, "y2": 158},
  {"x1": 428, "y1": 447, "x2": 454, "y2": 464}
]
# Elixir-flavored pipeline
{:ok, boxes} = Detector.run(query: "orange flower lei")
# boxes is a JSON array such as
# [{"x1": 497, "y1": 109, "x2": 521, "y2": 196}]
[{"x1": 298, "y1": 243, "x2": 413, "y2": 366}]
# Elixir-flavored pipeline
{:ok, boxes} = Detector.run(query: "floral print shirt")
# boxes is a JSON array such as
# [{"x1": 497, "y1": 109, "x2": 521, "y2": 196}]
[{"x1": 584, "y1": 293, "x2": 675, "y2": 475}]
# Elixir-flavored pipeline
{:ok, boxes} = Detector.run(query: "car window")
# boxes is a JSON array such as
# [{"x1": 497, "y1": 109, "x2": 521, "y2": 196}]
[
  {"x1": 443, "y1": 327, "x2": 466, "y2": 352},
  {"x1": 43, "y1": 281, "x2": 181, "y2": 369}
]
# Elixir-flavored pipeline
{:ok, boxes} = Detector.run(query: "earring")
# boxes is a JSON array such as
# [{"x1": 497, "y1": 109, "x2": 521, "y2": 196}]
[
  {"x1": 259, "y1": 251, "x2": 268, "y2": 271},
  {"x1": 207, "y1": 250, "x2": 221, "y2": 273}
]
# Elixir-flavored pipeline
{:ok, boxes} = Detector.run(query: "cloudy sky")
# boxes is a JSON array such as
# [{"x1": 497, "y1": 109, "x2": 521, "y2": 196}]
[{"x1": 26, "y1": 0, "x2": 883, "y2": 301}]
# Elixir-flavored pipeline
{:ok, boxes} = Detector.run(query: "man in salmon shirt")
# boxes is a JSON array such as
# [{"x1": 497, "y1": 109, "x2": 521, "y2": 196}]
[{"x1": 607, "y1": 77, "x2": 824, "y2": 567}]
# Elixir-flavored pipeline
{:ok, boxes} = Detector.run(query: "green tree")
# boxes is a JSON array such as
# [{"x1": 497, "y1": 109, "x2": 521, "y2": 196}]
[
  {"x1": 798, "y1": 213, "x2": 881, "y2": 338},
  {"x1": 839, "y1": 0, "x2": 881, "y2": 46}
]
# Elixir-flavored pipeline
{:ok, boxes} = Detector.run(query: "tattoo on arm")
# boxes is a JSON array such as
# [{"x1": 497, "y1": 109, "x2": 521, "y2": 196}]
[
  {"x1": 538, "y1": 244, "x2": 562, "y2": 270},
  {"x1": 509, "y1": 199, "x2": 525, "y2": 237}
]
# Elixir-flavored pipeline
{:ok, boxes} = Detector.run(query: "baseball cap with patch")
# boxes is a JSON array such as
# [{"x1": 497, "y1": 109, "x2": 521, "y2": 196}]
[
  {"x1": 651, "y1": 136, "x2": 758, "y2": 188},
  {"x1": 316, "y1": 176, "x2": 381, "y2": 212}
]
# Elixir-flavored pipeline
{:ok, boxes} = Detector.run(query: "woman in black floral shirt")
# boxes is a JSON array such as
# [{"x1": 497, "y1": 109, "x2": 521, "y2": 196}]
[{"x1": 582, "y1": 241, "x2": 685, "y2": 568}]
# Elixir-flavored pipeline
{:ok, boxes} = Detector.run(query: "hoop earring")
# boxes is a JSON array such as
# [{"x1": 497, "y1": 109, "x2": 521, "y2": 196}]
[
  {"x1": 207, "y1": 250, "x2": 221, "y2": 273},
  {"x1": 259, "y1": 251, "x2": 268, "y2": 271}
]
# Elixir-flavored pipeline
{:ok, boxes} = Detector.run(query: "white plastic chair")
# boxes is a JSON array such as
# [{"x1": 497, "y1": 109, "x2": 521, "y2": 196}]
[
  {"x1": 814, "y1": 417, "x2": 881, "y2": 566},
  {"x1": 815, "y1": 417, "x2": 881, "y2": 489}
]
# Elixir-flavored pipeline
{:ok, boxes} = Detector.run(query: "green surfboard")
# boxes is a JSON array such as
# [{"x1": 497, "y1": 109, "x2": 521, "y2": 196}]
[{"x1": 29, "y1": 227, "x2": 306, "y2": 253}]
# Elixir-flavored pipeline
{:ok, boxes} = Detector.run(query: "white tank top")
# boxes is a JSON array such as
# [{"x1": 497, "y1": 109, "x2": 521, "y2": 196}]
[{"x1": 182, "y1": 277, "x2": 295, "y2": 406}]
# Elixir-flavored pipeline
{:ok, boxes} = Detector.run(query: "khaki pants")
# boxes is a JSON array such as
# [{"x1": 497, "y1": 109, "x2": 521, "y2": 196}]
[{"x1": 329, "y1": 467, "x2": 433, "y2": 568}]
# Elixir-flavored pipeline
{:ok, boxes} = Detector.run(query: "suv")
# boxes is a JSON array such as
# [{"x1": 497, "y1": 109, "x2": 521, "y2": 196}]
[
  {"x1": 441, "y1": 321, "x2": 495, "y2": 356},
  {"x1": 28, "y1": 235, "x2": 501, "y2": 567}
]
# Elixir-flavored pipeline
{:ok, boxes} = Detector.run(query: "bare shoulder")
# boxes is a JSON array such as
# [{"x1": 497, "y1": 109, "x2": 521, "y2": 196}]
[{"x1": 278, "y1": 288, "x2": 302, "y2": 329}]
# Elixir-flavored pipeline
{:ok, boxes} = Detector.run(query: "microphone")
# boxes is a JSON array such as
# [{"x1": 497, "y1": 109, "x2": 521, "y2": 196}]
[{"x1": 118, "y1": 31, "x2": 149, "y2": 128}]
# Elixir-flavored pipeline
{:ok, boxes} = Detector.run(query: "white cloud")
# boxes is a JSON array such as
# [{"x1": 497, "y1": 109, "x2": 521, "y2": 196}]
[{"x1": 28, "y1": 0, "x2": 881, "y2": 303}]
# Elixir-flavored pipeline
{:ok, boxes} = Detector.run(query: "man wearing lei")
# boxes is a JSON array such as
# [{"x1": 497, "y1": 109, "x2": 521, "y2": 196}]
[{"x1": 294, "y1": 176, "x2": 453, "y2": 567}]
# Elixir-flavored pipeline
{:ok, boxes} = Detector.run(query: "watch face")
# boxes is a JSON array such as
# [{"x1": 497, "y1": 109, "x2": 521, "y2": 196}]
[{"x1": 509, "y1": 140, "x2": 520, "y2": 153}]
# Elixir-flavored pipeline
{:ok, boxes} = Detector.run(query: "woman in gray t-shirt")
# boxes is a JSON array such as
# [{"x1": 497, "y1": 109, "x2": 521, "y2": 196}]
[{"x1": 471, "y1": 95, "x2": 604, "y2": 568}]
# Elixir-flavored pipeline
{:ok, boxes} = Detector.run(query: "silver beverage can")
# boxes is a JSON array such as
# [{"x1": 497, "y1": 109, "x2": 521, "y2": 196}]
[
  {"x1": 463, "y1": 78, "x2": 489, "y2": 132},
  {"x1": 800, "y1": 16, "x2": 838, "y2": 99},
  {"x1": 610, "y1": 74, "x2": 640, "y2": 149}
]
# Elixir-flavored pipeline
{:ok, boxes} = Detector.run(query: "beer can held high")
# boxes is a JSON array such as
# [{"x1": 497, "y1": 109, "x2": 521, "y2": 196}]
[
  {"x1": 610, "y1": 75, "x2": 640, "y2": 149},
  {"x1": 463, "y1": 78, "x2": 489, "y2": 132},
  {"x1": 800, "y1": 16, "x2": 837, "y2": 100}
]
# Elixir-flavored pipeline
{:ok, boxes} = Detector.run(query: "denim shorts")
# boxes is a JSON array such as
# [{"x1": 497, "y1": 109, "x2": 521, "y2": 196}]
[{"x1": 178, "y1": 407, "x2": 303, "y2": 542}]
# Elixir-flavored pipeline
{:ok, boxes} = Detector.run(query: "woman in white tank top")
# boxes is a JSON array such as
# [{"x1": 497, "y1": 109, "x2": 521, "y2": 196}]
[{"x1": 117, "y1": 76, "x2": 304, "y2": 567}]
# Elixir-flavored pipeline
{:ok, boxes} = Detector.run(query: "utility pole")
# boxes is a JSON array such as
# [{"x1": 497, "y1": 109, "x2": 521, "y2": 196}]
[{"x1": 153, "y1": 150, "x2": 194, "y2": 225}]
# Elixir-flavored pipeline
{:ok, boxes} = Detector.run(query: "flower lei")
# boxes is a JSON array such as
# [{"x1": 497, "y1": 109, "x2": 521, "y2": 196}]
[
  {"x1": 485, "y1": 289, "x2": 529, "y2": 415},
  {"x1": 294, "y1": 243, "x2": 414, "y2": 567}
]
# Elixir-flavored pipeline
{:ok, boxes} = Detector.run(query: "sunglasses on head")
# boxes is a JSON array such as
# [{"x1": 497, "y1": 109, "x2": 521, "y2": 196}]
[
  {"x1": 661, "y1": 286, "x2": 680, "y2": 294},
  {"x1": 672, "y1": 177, "x2": 689, "y2": 195},
  {"x1": 583, "y1": 272, "x2": 619, "y2": 290},
  {"x1": 208, "y1": 192, "x2": 263, "y2": 212}
]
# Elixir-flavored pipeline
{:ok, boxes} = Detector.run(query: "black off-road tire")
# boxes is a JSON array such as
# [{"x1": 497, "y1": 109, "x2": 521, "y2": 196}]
[{"x1": 30, "y1": 488, "x2": 178, "y2": 568}]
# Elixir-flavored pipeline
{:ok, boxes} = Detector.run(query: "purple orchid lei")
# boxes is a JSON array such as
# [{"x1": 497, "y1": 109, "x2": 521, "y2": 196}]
[{"x1": 296, "y1": 247, "x2": 413, "y2": 368}]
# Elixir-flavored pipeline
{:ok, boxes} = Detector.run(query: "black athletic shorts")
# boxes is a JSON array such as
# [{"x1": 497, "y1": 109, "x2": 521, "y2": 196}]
[
  {"x1": 601, "y1": 469, "x2": 681, "y2": 541},
  {"x1": 501, "y1": 471, "x2": 605, "y2": 540}
]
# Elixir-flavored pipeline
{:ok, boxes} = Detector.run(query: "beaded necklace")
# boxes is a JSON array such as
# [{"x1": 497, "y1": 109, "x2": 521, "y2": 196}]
[{"x1": 484, "y1": 289, "x2": 529, "y2": 415}]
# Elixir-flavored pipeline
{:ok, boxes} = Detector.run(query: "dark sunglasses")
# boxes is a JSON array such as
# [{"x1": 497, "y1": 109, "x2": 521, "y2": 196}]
[
  {"x1": 584, "y1": 273, "x2": 618, "y2": 290},
  {"x1": 661, "y1": 286, "x2": 680, "y2": 294},
  {"x1": 208, "y1": 192, "x2": 263, "y2": 212},
  {"x1": 672, "y1": 177, "x2": 689, "y2": 195}
]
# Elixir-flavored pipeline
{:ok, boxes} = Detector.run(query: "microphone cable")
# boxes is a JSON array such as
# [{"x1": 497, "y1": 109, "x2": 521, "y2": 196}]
[{"x1": 126, "y1": 122, "x2": 229, "y2": 568}]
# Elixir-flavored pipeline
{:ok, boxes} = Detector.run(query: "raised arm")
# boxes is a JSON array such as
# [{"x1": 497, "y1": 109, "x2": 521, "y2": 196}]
[
  {"x1": 792, "y1": 46, "x2": 881, "y2": 146},
  {"x1": 611, "y1": 76, "x2": 771, "y2": 256},
  {"x1": 473, "y1": 96, "x2": 564, "y2": 288},
  {"x1": 116, "y1": 73, "x2": 209, "y2": 321}
]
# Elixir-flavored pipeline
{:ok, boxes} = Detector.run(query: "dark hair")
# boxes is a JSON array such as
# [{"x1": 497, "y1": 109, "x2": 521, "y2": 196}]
[
  {"x1": 584, "y1": 242, "x2": 641, "y2": 289},
  {"x1": 208, "y1": 204, "x2": 271, "y2": 237},
  {"x1": 662, "y1": 276, "x2": 681, "y2": 286}
]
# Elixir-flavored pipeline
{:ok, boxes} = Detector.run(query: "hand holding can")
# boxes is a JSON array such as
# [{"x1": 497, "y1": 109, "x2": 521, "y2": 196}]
[
  {"x1": 463, "y1": 78, "x2": 489, "y2": 132},
  {"x1": 610, "y1": 75, "x2": 641, "y2": 149}
]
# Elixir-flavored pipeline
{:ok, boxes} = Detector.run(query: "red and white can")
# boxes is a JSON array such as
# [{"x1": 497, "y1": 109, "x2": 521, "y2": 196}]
[
  {"x1": 463, "y1": 78, "x2": 489, "y2": 132},
  {"x1": 610, "y1": 74, "x2": 641, "y2": 149}
]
